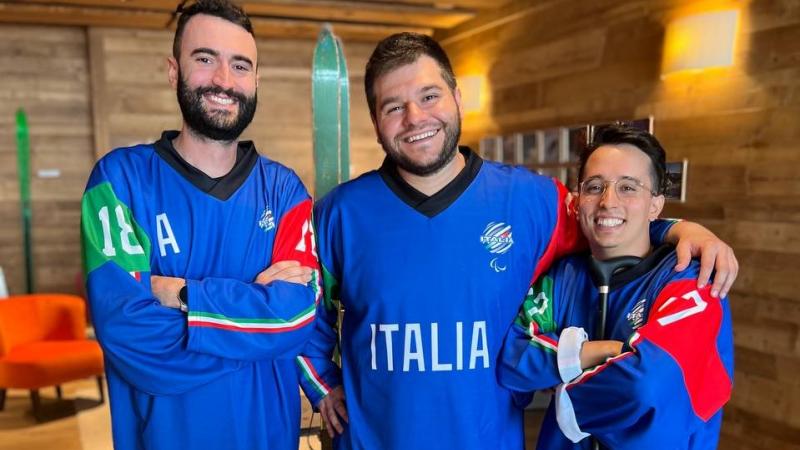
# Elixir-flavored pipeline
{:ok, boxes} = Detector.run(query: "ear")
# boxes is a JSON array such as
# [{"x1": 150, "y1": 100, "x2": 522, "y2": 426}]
[
  {"x1": 649, "y1": 194, "x2": 665, "y2": 221},
  {"x1": 565, "y1": 191, "x2": 579, "y2": 218},
  {"x1": 453, "y1": 86, "x2": 464, "y2": 116},
  {"x1": 167, "y1": 56, "x2": 179, "y2": 89}
]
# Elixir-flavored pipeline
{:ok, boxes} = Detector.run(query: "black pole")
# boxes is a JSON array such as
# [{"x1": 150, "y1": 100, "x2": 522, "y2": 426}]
[
  {"x1": 587, "y1": 255, "x2": 642, "y2": 339},
  {"x1": 586, "y1": 255, "x2": 641, "y2": 450}
]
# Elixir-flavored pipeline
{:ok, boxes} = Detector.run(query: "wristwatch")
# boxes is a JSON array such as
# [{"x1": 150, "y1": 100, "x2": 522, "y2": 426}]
[{"x1": 178, "y1": 286, "x2": 189, "y2": 313}]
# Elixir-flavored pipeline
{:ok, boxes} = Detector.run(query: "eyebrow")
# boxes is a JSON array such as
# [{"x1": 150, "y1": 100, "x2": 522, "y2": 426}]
[
  {"x1": 190, "y1": 47, "x2": 254, "y2": 67},
  {"x1": 191, "y1": 47, "x2": 218, "y2": 57},
  {"x1": 378, "y1": 84, "x2": 442, "y2": 111},
  {"x1": 420, "y1": 84, "x2": 441, "y2": 93}
]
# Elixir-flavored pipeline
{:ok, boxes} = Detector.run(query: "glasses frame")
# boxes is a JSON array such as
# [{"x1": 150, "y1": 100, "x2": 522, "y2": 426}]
[{"x1": 577, "y1": 176, "x2": 659, "y2": 200}]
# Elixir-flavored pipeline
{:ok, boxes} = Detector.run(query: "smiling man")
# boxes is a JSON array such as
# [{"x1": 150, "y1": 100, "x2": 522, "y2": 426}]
[
  {"x1": 80, "y1": 1, "x2": 319, "y2": 449},
  {"x1": 297, "y1": 33, "x2": 738, "y2": 449},
  {"x1": 498, "y1": 125, "x2": 734, "y2": 449}
]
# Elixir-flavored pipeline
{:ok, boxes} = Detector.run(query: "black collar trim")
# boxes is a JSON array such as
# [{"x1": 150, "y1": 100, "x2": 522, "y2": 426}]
[
  {"x1": 378, "y1": 146, "x2": 482, "y2": 218},
  {"x1": 153, "y1": 130, "x2": 259, "y2": 201},
  {"x1": 607, "y1": 244, "x2": 676, "y2": 290}
]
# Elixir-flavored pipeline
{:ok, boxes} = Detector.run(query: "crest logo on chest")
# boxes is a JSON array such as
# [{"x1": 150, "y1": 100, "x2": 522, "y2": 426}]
[
  {"x1": 479, "y1": 222, "x2": 514, "y2": 254},
  {"x1": 627, "y1": 298, "x2": 647, "y2": 329},
  {"x1": 480, "y1": 222, "x2": 513, "y2": 273},
  {"x1": 258, "y1": 206, "x2": 275, "y2": 232}
]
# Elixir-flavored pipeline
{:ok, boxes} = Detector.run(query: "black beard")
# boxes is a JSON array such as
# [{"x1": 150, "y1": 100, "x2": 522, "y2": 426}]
[
  {"x1": 176, "y1": 75, "x2": 257, "y2": 143},
  {"x1": 381, "y1": 113, "x2": 462, "y2": 177}
]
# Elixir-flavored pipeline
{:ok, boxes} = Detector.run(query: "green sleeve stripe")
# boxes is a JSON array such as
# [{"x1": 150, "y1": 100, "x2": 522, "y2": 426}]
[
  {"x1": 81, "y1": 181, "x2": 151, "y2": 276},
  {"x1": 516, "y1": 275, "x2": 557, "y2": 335},
  {"x1": 188, "y1": 303, "x2": 316, "y2": 325}
]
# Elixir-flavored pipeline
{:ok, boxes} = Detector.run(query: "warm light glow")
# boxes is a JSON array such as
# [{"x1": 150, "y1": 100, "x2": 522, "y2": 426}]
[
  {"x1": 459, "y1": 75, "x2": 485, "y2": 113},
  {"x1": 662, "y1": 9, "x2": 739, "y2": 76}
]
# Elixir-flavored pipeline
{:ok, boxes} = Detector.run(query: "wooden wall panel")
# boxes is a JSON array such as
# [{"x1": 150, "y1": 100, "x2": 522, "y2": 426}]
[
  {"x1": 0, "y1": 25, "x2": 93, "y2": 296},
  {"x1": 443, "y1": 0, "x2": 800, "y2": 447}
]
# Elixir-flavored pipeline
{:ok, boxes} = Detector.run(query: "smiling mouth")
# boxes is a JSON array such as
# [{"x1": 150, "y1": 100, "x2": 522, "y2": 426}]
[
  {"x1": 596, "y1": 217, "x2": 625, "y2": 228},
  {"x1": 404, "y1": 129, "x2": 439, "y2": 143},
  {"x1": 204, "y1": 93, "x2": 237, "y2": 107}
]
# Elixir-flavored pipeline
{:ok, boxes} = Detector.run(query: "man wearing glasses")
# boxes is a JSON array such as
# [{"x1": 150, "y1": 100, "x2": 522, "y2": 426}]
[{"x1": 499, "y1": 124, "x2": 733, "y2": 449}]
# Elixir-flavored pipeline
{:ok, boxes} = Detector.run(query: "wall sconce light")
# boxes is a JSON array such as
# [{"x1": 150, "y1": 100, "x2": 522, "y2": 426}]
[
  {"x1": 459, "y1": 75, "x2": 484, "y2": 113},
  {"x1": 662, "y1": 9, "x2": 739, "y2": 76}
]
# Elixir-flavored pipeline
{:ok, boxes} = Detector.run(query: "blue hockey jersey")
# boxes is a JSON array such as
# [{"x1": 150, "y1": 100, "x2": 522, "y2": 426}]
[
  {"x1": 81, "y1": 131, "x2": 319, "y2": 450},
  {"x1": 297, "y1": 148, "x2": 676, "y2": 449},
  {"x1": 498, "y1": 245, "x2": 734, "y2": 450}
]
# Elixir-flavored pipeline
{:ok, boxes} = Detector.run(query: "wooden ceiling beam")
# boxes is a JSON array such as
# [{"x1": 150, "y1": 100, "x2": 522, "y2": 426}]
[
  {"x1": 0, "y1": 3, "x2": 431, "y2": 41},
  {"x1": 360, "y1": 0, "x2": 512, "y2": 10},
  {"x1": 0, "y1": 3, "x2": 171, "y2": 29},
  {"x1": 8, "y1": 0, "x2": 475, "y2": 28},
  {"x1": 242, "y1": 0, "x2": 475, "y2": 29}
]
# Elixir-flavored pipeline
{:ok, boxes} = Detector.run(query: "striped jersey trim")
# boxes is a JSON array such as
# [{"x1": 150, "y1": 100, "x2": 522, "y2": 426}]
[
  {"x1": 188, "y1": 304, "x2": 315, "y2": 333},
  {"x1": 565, "y1": 351, "x2": 635, "y2": 390},
  {"x1": 565, "y1": 331, "x2": 645, "y2": 389},
  {"x1": 297, "y1": 356, "x2": 331, "y2": 397},
  {"x1": 529, "y1": 321, "x2": 558, "y2": 353}
]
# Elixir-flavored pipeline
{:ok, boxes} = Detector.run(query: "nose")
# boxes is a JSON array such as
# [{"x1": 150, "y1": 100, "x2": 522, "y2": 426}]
[
  {"x1": 212, "y1": 63, "x2": 233, "y2": 89},
  {"x1": 403, "y1": 102, "x2": 426, "y2": 128},
  {"x1": 598, "y1": 183, "x2": 620, "y2": 208}
]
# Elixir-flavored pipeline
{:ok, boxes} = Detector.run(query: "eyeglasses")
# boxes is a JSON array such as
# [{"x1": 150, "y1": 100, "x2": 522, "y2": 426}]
[{"x1": 578, "y1": 177, "x2": 657, "y2": 200}]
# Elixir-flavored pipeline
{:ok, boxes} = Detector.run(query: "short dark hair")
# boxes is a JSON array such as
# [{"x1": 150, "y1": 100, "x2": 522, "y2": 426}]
[
  {"x1": 364, "y1": 32, "x2": 457, "y2": 119},
  {"x1": 579, "y1": 124, "x2": 667, "y2": 195},
  {"x1": 172, "y1": 0, "x2": 254, "y2": 60}
]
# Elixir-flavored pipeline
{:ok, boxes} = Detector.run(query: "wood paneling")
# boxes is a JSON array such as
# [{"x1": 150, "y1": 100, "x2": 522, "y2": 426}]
[
  {"x1": 0, "y1": 26, "x2": 93, "y2": 296},
  {"x1": 11, "y1": 0, "x2": 475, "y2": 28},
  {"x1": 443, "y1": 0, "x2": 800, "y2": 447},
  {"x1": 0, "y1": 2, "x2": 431, "y2": 41}
]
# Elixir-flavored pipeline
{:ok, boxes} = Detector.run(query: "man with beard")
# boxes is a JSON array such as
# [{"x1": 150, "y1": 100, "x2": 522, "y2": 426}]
[
  {"x1": 296, "y1": 33, "x2": 738, "y2": 449},
  {"x1": 80, "y1": 1, "x2": 319, "y2": 449}
]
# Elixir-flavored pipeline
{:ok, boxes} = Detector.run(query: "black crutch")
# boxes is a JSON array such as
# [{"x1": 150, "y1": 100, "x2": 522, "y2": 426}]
[{"x1": 587, "y1": 255, "x2": 641, "y2": 450}]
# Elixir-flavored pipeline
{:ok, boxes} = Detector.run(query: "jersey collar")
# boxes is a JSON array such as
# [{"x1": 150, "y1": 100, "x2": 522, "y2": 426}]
[
  {"x1": 378, "y1": 146, "x2": 482, "y2": 218},
  {"x1": 153, "y1": 130, "x2": 259, "y2": 201},
  {"x1": 608, "y1": 244, "x2": 676, "y2": 290}
]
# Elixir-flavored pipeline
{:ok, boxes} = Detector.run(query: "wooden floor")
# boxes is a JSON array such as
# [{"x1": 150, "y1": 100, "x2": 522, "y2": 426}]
[
  {"x1": 0, "y1": 377, "x2": 543, "y2": 449},
  {"x1": 0, "y1": 378, "x2": 323, "y2": 450},
  {"x1": 0, "y1": 377, "x2": 778, "y2": 449},
  {"x1": 0, "y1": 379, "x2": 106, "y2": 450}
]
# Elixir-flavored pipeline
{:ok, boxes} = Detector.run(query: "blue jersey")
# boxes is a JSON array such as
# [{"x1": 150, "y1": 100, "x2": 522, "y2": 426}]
[
  {"x1": 498, "y1": 246, "x2": 734, "y2": 450},
  {"x1": 81, "y1": 131, "x2": 320, "y2": 450},
  {"x1": 298, "y1": 148, "x2": 587, "y2": 449}
]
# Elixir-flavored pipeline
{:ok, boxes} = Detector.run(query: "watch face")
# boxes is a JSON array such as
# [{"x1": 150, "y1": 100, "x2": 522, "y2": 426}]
[{"x1": 178, "y1": 286, "x2": 188, "y2": 312}]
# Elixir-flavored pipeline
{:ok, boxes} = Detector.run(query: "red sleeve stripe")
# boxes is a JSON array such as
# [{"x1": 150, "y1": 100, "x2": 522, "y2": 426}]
[
  {"x1": 529, "y1": 321, "x2": 558, "y2": 351},
  {"x1": 565, "y1": 351, "x2": 635, "y2": 390},
  {"x1": 272, "y1": 199, "x2": 320, "y2": 269},
  {"x1": 530, "y1": 180, "x2": 585, "y2": 284},
  {"x1": 640, "y1": 280, "x2": 732, "y2": 420},
  {"x1": 187, "y1": 306, "x2": 315, "y2": 334},
  {"x1": 297, "y1": 356, "x2": 332, "y2": 397}
]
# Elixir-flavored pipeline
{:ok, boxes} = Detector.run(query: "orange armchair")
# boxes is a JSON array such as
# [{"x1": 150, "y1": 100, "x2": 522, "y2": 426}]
[{"x1": 0, "y1": 294, "x2": 104, "y2": 421}]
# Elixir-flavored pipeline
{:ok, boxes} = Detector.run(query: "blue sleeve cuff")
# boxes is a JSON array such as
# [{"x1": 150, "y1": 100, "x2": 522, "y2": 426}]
[{"x1": 649, "y1": 218, "x2": 682, "y2": 245}]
